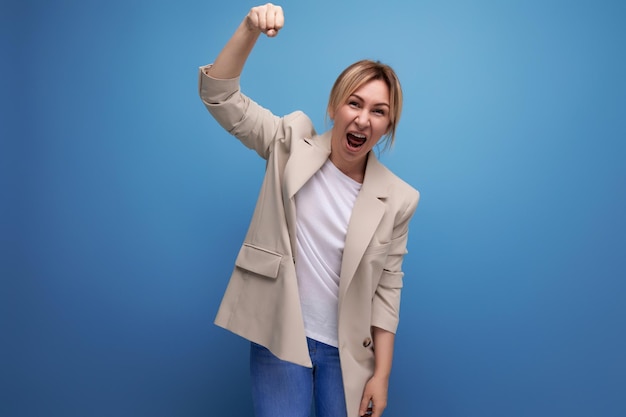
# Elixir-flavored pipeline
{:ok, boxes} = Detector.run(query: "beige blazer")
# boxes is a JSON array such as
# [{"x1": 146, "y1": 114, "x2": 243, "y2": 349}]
[{"x1": 199, "y1": 66, "x2": 419, "y2": 416}]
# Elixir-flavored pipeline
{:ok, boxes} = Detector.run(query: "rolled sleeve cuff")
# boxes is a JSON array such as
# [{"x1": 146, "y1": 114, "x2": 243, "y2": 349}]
[{"x1": 198, "y1": 64, "x2": 241, "y2": 105}]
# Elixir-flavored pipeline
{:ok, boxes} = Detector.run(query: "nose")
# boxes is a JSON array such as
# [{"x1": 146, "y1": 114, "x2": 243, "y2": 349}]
[{"x1": 355, "y1": 110, "x2": 369, "y2": 129}]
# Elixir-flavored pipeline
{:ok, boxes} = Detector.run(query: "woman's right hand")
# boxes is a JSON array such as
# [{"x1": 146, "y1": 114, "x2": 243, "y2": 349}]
[
  {"x1": 246, "y1": 3, "x2": 284, "y2": 37},
  {"x1": 205, "y1": 3, "x2": 284, "y2": 79}
]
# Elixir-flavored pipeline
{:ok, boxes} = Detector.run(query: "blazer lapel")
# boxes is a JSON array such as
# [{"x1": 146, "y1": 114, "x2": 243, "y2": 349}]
[
  {"x1": 282, "y1": 131, "x2": 332, "y2": 256},
  {"x1": 339, "y1": 152, "x2": 388, "y2": 302},
  {"x1": 283, "y1": 131, "x2": 332, "y2": 199}
]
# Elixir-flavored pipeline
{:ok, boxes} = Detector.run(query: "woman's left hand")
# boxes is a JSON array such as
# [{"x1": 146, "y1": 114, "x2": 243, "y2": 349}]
[{"x1": 359, "y1": 374, "x2": 389, "y2": 417}]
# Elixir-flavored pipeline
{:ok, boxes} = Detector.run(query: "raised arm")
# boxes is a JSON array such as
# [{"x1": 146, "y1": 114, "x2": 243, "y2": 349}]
[{"x1": 206, "y1": 3, "x2": 284, "y2": 79}]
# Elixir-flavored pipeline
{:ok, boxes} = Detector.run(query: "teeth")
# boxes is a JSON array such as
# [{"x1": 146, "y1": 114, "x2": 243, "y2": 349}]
[{"x1": 347, "y1": 132, "x2": 366, "y2": 149}]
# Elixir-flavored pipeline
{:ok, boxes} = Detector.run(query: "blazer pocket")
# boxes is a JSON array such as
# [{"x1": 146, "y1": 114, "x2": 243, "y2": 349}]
[
  {"x1": 235, "y1": 243, "x2": 283, "y2": 279},
  {"x1": 379, "y1": 269, "x2": 404, "y2": 289}
]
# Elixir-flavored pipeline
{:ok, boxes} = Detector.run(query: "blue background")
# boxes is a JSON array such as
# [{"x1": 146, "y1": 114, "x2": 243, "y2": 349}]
[{"x1": 3, "y1": 0, "x2": 625, "y2": 416}]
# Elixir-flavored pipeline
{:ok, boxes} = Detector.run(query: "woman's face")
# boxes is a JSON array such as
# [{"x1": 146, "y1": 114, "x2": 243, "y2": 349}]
[{"x1": 329, "y1": 79, "x2": 391, "y2": 181}]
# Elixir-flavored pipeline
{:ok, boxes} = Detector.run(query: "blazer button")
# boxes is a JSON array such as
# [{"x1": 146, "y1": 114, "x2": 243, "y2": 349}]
[{"x1": 362, "y1": 337, "x2": 372, "y2": 348}]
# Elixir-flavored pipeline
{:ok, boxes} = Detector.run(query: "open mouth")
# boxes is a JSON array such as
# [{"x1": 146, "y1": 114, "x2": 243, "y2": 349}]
[{"x1": 346, "y1": 132, "x2": 366, "y2": 150}]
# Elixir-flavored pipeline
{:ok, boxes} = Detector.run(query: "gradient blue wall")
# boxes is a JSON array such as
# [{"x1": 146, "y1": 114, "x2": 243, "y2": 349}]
[{"x1": 3, "y1": 0, "x2": 625, "y2": 416}]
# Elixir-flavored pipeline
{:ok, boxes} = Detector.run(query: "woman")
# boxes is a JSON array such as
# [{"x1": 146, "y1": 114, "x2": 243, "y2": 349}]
[{"x1": 199, "y1": 4, "x2": 419, "y2": 417}]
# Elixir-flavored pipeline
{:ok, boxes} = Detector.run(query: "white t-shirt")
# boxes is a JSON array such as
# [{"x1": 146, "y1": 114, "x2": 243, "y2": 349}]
[{"x1": 294, "y1": 159, "x2": 362, "y2": 347}]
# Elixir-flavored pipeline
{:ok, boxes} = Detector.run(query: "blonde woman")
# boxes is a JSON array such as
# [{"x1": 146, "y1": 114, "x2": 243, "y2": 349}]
[{"x1": 199, "y1": 4, "x2": 419, "y2": 416}]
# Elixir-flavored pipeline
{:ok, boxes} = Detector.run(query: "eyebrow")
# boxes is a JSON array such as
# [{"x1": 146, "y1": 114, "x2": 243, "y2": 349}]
[{"x1": 350, "y1": 93, "x2": 390, "y2": 108}]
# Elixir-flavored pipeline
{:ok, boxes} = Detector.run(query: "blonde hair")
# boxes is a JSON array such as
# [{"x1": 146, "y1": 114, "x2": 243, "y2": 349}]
[{"x1": 327, "y1": 60, "x2": 403, "y2": 151}]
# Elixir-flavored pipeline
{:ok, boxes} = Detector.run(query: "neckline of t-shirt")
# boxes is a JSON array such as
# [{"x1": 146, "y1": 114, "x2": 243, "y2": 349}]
[{"x1": 324, "y1": 159, "x2": 363, "y2": 189}]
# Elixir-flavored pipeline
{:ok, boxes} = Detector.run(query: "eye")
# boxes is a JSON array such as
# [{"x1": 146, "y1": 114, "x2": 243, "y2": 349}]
[
  {"x1": 373, "y1": 108, "x2": 386, "y2": 116},
  {"x1": 348, "y1": 100, "x2": 360, "y2": 108}
]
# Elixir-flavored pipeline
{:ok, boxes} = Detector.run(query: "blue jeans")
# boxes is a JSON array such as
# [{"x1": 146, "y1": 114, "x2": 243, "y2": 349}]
[{"x1": 250, "y1": 338, "x2": 348, "y2": 417}]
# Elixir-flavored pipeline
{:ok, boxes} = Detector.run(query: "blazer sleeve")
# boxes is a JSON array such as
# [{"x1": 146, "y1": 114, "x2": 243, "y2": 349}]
[
  {"x1": 371, "y1": 187, "x2": 420, "y2": 333},
  {"x1": 198, "y1": 65, "x2": 306, "y2": 160}
]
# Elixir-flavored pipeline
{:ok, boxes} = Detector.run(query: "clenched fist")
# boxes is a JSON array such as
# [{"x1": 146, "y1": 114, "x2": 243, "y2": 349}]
[{"x1": 246, "y1": 3, "x2": 284, "y2": 37}]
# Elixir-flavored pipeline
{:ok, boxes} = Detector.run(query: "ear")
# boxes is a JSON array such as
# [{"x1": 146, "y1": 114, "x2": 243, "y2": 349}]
[{"x1": 328, "y1": 106, "x2": 335, "y2": 120}]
